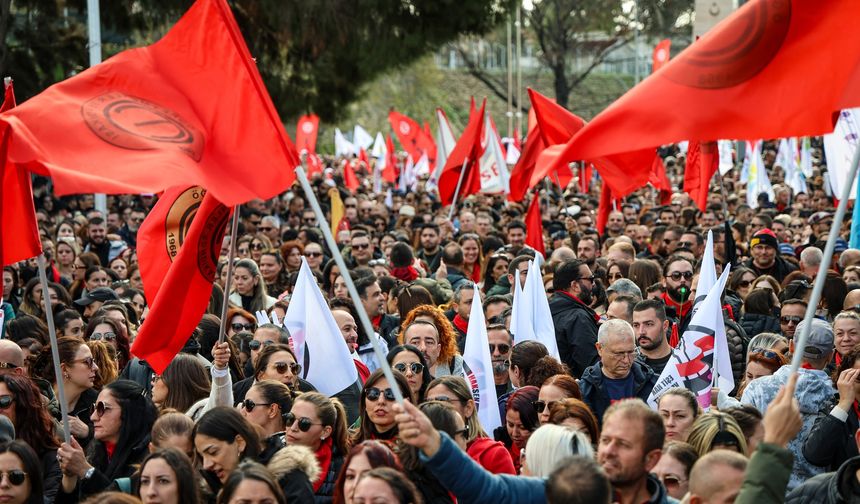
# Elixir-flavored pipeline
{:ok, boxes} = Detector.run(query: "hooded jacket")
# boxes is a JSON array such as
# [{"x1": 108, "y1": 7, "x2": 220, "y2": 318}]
[
  {"x1": 786, "y1": 455, "x2": 860, "y2": 503},
  {"x1": 549, "y1": 292, "x2": 599, "y2": 378},
  {"x1": 466, "y1": 436, "x2": 517, "y2": 475},
  {"x1": 267, "y1": 444, "x2": 319, "y2": 504},
  {"x1": 580, "y1": 361, "x2": 657, "y2": 427},
  {"x1": 741, "y1": 365, "x2": 836, "y2": 491}
]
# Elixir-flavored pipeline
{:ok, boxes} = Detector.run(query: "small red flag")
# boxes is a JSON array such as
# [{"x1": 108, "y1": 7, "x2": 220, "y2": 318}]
[
  {"x1": 649, "y1": 156, "x2": 673, "y2": 206},
  {"x1": 383, "y1": 135, "x2": 398, "y2": 183},
  {"x1": 683, "y1": 141, "x2": 719, "y2": 211},
  {"x1": 296, "y1": 114, "x2": 320, "y2": 155},
  {"x1": 388, "y1": 110, "x2": 436, "y2": 168},
  {"x1": 438, "y1": 100, "x2": 485, "y2": 206},
  {"x1": 344, "y1": 160, "x2": 360, "y2": 193},
  {"x1": 508, "y1": 126, "x2": 545, "y2": 202},
  {"x1": 596, "y1": 182, "x2": 618, "y2": 235},
  {"x1": 132, "y1": 186, "x2": 231, "y2": 373},
  {"x1": 652, "y1": 39, "x2": 671, "y2": 73},
  {"x1": 0, "y1": 0, "x2": 300, "y2": 206},
  {"x1": 524, "y1": 193, "x2": 545, "y2": 256}
]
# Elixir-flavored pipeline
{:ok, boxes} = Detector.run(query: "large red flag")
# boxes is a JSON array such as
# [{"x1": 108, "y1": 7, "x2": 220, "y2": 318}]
[
  {"x1": 438, "y1": 101, "x2": 485, "y2": 206},
  {"x1": 508, "y1": 126, "x2": 545, "y2": 202},
  {"x1": 524, "y1": 193, "x2": 545, "y2": 257},
  {"x1": 388, "y1": 110, "x2": 436, "y2": 168},
  {"x1": 132, "y1": 186, "x2": 230, "y2": 373},
  {"x1": 649, "y1": 156, "x2": 673, "y2": 205},
  {"x1": 652, "y1": 39, "x2": 671, "y2": 73},
  {"x1": 555, "y1": 0, "x2": 860, "y2": 164},
  {"x1": 683, "y1": 141, "x2": 719, "y2": 211},
  {"x1": 0, "y1": 0, "x2": 300, "y2": 206},
  {"x1": 296, "y1": 114, "x2": 319, "y2": 155}
]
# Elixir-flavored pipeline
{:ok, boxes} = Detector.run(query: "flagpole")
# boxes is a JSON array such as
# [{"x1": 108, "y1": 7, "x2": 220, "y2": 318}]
[
  {"x1": 37, "y1": 255, "x2": 71, "y2": 444},
  {"x1": 295, "y1": 167, "x2": 405, "y2": 405},
  {"x1": 447, "y1": 157, "x2": 470, "y2": 220},
  {"x1": 217, "y1": 206, "x2": 241, "y2": 344},
  {"x1": 791, "y1": 140, "x2": 860, "y2": 374}
]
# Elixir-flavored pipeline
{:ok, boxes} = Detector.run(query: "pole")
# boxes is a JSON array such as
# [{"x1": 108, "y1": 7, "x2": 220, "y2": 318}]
[
  {"x1": 87, "y1": 0, "x2": 107, "y2": 216},
  {"x1": 791, "y1": 141, "x2": 860, "y2": 373},
  {"x1": 295, "y1": 167, "x2": 405, "y2": 405},
  {"x1": 217, "y1": 206, "x2": 241, "y2": 344},
  {"x1": 447, "y1": 158, "x2": 470, "y2": 220},
  {"x1": 515, "y1": 3, "x2": 523, "y2": 135},
  {"x1": 633, "y1": 0, "x2": 641, "y2": 84},
  {"x1": 506, "y1": 19, "x2": 514, "y2": 138},
  {"x1": 38, "y1": 255, "x2": 71, "y2": 444}
]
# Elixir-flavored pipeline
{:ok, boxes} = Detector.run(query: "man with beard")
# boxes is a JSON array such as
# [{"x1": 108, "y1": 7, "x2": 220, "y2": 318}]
[
  {"x1": 355, "y1": 275, "x2": 399, "y2": 345},
  {"x1": 779, "y1": 299, "x2": 807, "y2": 340},
  {"x1": 656, "y1": 225, "x2": 684, "y2": 259},
  {"x1": 84, "y1": 217, "x2": 111, "y2": 265},
  {"x1": 662, "y1": 256, "x2": 694, "y2": 326},
  {"x1": 118, "y1": 207, "x2": 146, "y2": 247},
  {"x1": 487, "y1": 324, "x2": 514, "y2": 398},
  {"x1": 549, "y1": 259, "x2": 599, "y2": 378},
  {"x1": 742, "y1": 229, "x2": 797, "y2": 283},
  {"x1": 631, "y1": 299, "x2": 673, "y2": 376},
  {"x1": 576, "y1": 237, "x2": 600, "y2": 271},
  {"x1": 417, "y1": 223, "x2": 443, "y2": 273}
]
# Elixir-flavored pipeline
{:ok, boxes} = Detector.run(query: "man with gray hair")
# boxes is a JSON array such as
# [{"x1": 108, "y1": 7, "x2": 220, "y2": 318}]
[
  {"x1": 800, "y1": 246, "x2": 823, "y2": 278},
  {"x1": 606, "y1": 278, "x2": 642, "y2": 303},
  {"x1": 259, "y1": 215, "x2": 281, "y2": 246},
  {"x1": 580, "y1": 319, "x2": 658, "y2": 425},
  {"x1": 686, "y1": 450, "x2": 747, "y2": 504}
]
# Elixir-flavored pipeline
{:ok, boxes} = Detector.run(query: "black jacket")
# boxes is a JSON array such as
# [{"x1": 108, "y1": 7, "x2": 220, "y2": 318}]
[
  {"x1": 549, "y1": 292, "x2": 599, "y2": 378},
  {"x1": 580, "y1": 361, "x2": 657, "y2": 427},
  {"x1": 787, "y1": 455, "x2": 860, "y2": 503},
  {"x1": 742, "y1": 256, "x2": 798, "y2": 284},
  {"x1": 376, "y1": 313, "x2": 401, "y2": 347},
  {"x1": 739, "y1": 312, "x2": 781, "y2": 339},
  {"x1": 725, "y1": 316, "x2": 749, "y2": 391},
  {"x1": 803, "y1": 400, "x2": 860, "y2": 472}
]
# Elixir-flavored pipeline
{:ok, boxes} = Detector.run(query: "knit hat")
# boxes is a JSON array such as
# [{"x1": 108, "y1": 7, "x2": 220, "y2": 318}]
[
  {"x1": 778, "y1": 243, "x2": 796, "y2": 256},
  {"x1": 834, "y1": 238, "x2": 849, "y2": 254},
  {"x1": 750, "y1": 229, "x2": 779, "y2": 250}
]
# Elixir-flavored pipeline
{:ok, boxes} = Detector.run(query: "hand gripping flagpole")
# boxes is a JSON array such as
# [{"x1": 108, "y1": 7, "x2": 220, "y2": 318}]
[
  {"x1": 446, "y1": 158, "x2": 470, "y2": 221},
  {"x1": 217, "y1": 206, "x2": 242, "y2": 344},
  {"x1": 791, "y1": 142, "x2": 860, "y2": 373},
  {"x1": 295, "y1": 167, "x2": 405, "y2": 405},
  {"x1": 37, "y1": 255, "x2": 71, "y2": 444}
]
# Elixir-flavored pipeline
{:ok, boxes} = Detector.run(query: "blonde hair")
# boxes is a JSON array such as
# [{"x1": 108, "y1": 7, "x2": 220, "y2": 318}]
[
  {"x1": 685, "y1": 412, "x2": 748, "y2": 457},
  {"x1": 524, "y1": 424, "x2": 593, "y2": 477}
]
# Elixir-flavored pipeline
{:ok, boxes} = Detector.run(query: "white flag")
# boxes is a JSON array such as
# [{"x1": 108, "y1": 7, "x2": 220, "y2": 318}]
[
  {"x1": 511, "y1": 259, "x2": 559, "y2": 359},
  {"x1": 824, "y1": 109, "x2": 860, "y2": 200},
  {"x1": 353, "y1": 125, "x2": 374, "y2": 151},
  {"x1": 800, "y1": 136, "x2": 813, "y2": 177},
  {"x1": 413, "y1": 152, "x2": 431, "y2": 178},
  {"x1": 648, "y1": 266, "x2": 733, "y2": 411},
  {"x1": 745, "y1": 141, "x2": 773, "y2": 209},
  {"x1": 282, "y1": 258, "x2": 358, "y2": 396},
  {"x1": 371, "y1": 132, "x2": 387, "y2": 159},
  {"x1": 479, "y1": 114, "x2": 510, "y2": 194},
  {"x1": 510, "y1": 268, "x2": 523, "y2": 338},
  {"x1": 428, "y1": 108, "x2": 457, "y2": 191},
  {"x1": 462, "y1": 286, "x2": 502, "y2": 433},
  {"x1": 692, "y1": 230, "x2": 716, "y2": 316},
  {"x1": 718, "y1": 140, "x2": 734, "y2": 175},
  {"x1": 334, "y1": 128, "x2": 354, "y2": 157},
  {"x1": 502, "y1": 138, "x2": 521, "y2": 165}
]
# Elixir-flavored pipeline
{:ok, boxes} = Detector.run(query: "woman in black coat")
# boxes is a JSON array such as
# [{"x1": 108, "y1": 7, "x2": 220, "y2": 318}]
[{"x1": 739, "y1": 288, "x2": 781, "y2": 339}]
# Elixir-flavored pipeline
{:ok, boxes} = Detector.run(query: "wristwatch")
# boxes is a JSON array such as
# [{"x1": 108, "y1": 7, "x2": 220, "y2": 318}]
[{"x1": 82, "y1": 467, "x2": 95, "y2": 480}]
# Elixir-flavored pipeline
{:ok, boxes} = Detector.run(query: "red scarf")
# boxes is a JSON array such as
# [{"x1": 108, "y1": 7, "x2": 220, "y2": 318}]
[
  {"x1": 662, "y1": 292, "x2": 692, "y2": 318},
  {"x1": 313, "y1": 437, "x2": 333, "y2": 492},
  {"x1": 556, "y1": 291, "x2": 600, "y2": 323},
  {"x1": 469, "y1": 262, "x2": 481, "y2": 282},
  {"x1": 390, "y1": 266, "x2": 419, "y2": 282},
  {"x1": 105, "y1": 441, "x2": 116, "y2": 459},
  {"x1": 372, "y1": 314, "x2": 382, "y2": 329},
  {"x1": 453, "y1": 314, "x2": 469, "y2": 334},
  {"x1": 836, "y1": 352, "x2": 843, "y2": 368},
  {"x1": 853, "y1": 400, "x2": 860, "y2": 421}
]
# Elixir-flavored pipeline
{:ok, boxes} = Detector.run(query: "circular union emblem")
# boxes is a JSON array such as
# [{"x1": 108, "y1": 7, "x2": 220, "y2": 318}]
[
  {"x1": 663, "y1": 0, "x2": 791, "y2": 89},
  {"x1": 81, "y1": 91, "x2": 204, "y2": 161},
  {"x1": 163, "y1": 187, "x2": 206, "y2": 262},
  {"x1": 196, "y1": 204, "x2": 231, "y2": 281},
  {"x1": 655, "y1": 49, "x2": 668, "y2": 63},
  {"x1": 301, "y1": 121, "x2": 314, "y2": 134},
  {"x1": 399, "y1": 121, "x2": 411, "y2": 135}
]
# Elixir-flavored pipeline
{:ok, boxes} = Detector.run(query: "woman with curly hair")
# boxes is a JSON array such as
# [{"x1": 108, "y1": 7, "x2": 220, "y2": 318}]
[
  {"x1": 398, "y1": 305, "x2": 464, "y2": 378},
  {"x1": 86, "y1": 340, "x2": 117, "y2": 389},
  {"x1": 84, "y1": 315, "x2": 131, "y2": 372},
  {"x1": 280, "y1": 240, "x2": 305, "y2": 273}
]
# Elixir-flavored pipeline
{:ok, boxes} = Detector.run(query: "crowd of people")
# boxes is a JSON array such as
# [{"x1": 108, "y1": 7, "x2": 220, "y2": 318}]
[{"x1": 0, "y1": 138, "x2": 859, "y2": 504}]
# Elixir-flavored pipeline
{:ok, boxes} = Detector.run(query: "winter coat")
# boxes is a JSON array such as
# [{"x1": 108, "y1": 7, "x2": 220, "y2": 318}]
[
  {"x1": 466, "y1": 437, "x2": 517, "y2": 475},
  {"x1": 739, "y1": 312, "x2": 781, "y2": 339},
  {"x1": 786, "y1": 455, "x2": 860, "y2": 504},
  {"x1": 803, "y1": 398, "x2": 860, "y2": 472},
  {"x1": 742, "y1": 256, "x2": 799, "y2": 285},
  {"x1": 724, "y1": 316, "x2": 750, "y2": 390},
  {"x1": 615, "y1": 473, "x2": 676, "y2": 504},
  {"x1": 412, "y1": 277, "x2": 453, "y2": 305},
  {"x1": 741, "y1": 365, "x2": 836, "y2": 491},
  {"x1": 267, "y1": 444, "x2": 319, "y2": 504},
  {"x1": 735, "y1": 443, "x2": 794, "y2": 504},
  {"x1": 314, "y1": 446, "x2": 344, "y2": 504},
  {"x1": 580, "y1": 361, "x2": 658, "y2": 427},
  {"x1": 376, "y1": 313, "x2": 401, "y2": 346},
  {"x1": 446, "y1": 267, "x2": 469, "y2": 292},
  {"x1": 486, "y1": 275, "x2": 512, "y2": 297},
  {"x1": 549, "y1": 292, "x2": 599, "y2": 378}
]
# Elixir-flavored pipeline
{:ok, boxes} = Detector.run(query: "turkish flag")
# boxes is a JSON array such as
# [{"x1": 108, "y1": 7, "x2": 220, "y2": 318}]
[
  {"x1": 388, "y1": 110, "x2": 436, "y2": 169},
  {"x1": 132, "y1": 186, "x2": 231, "y2": 373},
  {"x1": 683, "y1": 141, "x2": 719, "y2": 211},
  {"x1": 438, "y1": 100, "x2": 485, "y2": 206},
  {"x1": 554, "y1": 0, "x2": 860, "y2": 167},
  {"x1": 0, "y1": 0, "x2": 301, "y2": 206},
  {"x1": 652, "y1": 39, "x2": 671, "y2": 73},
  {"x1": 524, "y1": 193, "x2": 545, "y2": 256},
  {"x1": 0, "y1": 80, "x2": 41, "y2": 289},
  {"x1": 296, "y1": 114, "x2": 320, "y2": 155}
]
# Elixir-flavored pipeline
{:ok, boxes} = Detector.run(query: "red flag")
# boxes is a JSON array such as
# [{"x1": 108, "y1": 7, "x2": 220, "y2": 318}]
[
  {"x1": 596, "y1": 182, "x2": 617, "y2": 235},
  {"x1": 513, "y1": 128, "x2": 522, "y2": 153},
  {"x1": 132, "y1": 186, "x2": 230, "y2": 373},
  {"x1": 388, "y1": 110, "x2": 436, "y2": 168},
  {"x1": 555, "y1": 0, "x2": 860, "y2": 165},
  {"x1": 344, "y1": 160, "x2": 360, "y2": 193},
  {"x1": 438, "y1": 100, "x2": 485, "y2": 206},
  {"x1": 0, "y1": 80, "x2": 41, "y2": 286},
  {"x1": 524, "y1": 193, "x2": 545, "y2": 256},
  {"x1": 383, "y1": 135, "x2": 398, "y2": 183},
  {"x1": 683, "y1": 141, "x2": 719, "y2": 211},
  {"x1": 296, "y1": 114, "x2": 319, "y2": 154},
  {"x1": 0, "y1": 0, "x2": 300, "y2": 206},
  {"x1": 306, "y1": 153, "x2": 323, "y2": 177},
  {"x1": 530, "y1": 89, "x2": 585, "y2": 145},
  {"x1": 508, "y1": 126, "x2": 545, "y2": 202},
  {"x1": 650, "y1": 156, "x2": 673, "y2": 205},
  {"x1": 652, "y1": 39, "x2": 671, "y2": 73},
  {"x1": 358, "y1": 148, "x2": 370, "y2": 170}
]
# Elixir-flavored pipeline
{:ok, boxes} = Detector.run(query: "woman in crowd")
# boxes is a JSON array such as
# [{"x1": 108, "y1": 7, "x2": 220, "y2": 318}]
[
  {"x1": 534, "y1": 374, "x2": 581, "y2": 424},
  {"x1": 834, "y1": 311, "x2": 860, "y2": 364},
  {"x1": 17, "y1": 279, "x2": 46, "y2": 319},
  {"x1": 739, "y1": 288, "x2": 781, "y2": 338},
  {"x1": 225, "y1": 308, "x2": 256, "y2": 340},
  {"x1": 399, "y1": 306, "x2": 464, "y2": 378},
  {"x1": 651, "y1": 441, "x2": 698, "y2": 501},
  {"x1": 725, "y1": 405, "x2": 765, "y2": 454},
  {"x1": 322, "y1": 260, "x2": 341, "y2": 298},
  {"x1": 108, "y1": 257, "x2": 128, "y2": 281},
  {"x1": 386, "y1": 346, "x2": 432, "y2": 403},
  {"x1": 657, "y1": 388, "x2": 701, "y2": 443},
  {"x1": 738, "y1": 346, "x2": 788, "y2": 397},
  {"x1": 390, "y1": 286, "x2": 434, "y2": 321},
  {"x1": 152, "y1": 342, "x2": 232, "y2": 420},
  {"x1": 250, "y1": 235, "x2": 274, "y2": 265},
  {"x1": 253, "y1": 344, "x2": 302, "y2": 394},
  {"x1": 352, "y1": 468, "x2": 421, "y2": 504},
  {"x1": 332, "y1": 442, "x2": 401, "y2": 504},
  {"x1": 508, "y1": 341, "x2": 548, "y2": 388},
  {"x1": 5, "y1": 317, "x2": 49, "y2": 347},
  {"x1": 728, "y1": 267, "x2": 758, "y2": 303},
  {"x1": 520, "y1": 425, "x2": 593, "y2": 478},
  {"x1": 84, "y1": 316, "x2": 131, "y2": 372},
  {"x1": 85, "y1": 341, "x2": 117, "y2": 391},
  {"x1": 229, "y1": 259, "x2": 277, "y2": 313},
  {"x1": 351, "y1": 370, "x2": 411, "y2": 444},
  {"x1": 193, "y1": 407, "x2": 262, "y2": 493},
  {"x1": 138, "y1": 448, "x2": 201, "y2": 504},
  {"x1": 685, "y1": 411, "x2": 748, "y2": 457},
  {"x1": 280, "y1": 241, "x2": 305, "y2": 273},
  {"x1": 458, "y1": 234, "x2": 483, "y2": 283},
  {"x1": 69, "y1": 253, "x2": 101, "y2": 301},
  {"x1": 844, "y1": 265, "x2": 860, "y2": 285},
  {"x1": 0, "y1": 440, "x2": 44, "y2": 504},
  {"x1": 748, "y1": 332, "x2": 790, "y2": 357},
  {"x1": 286, "y1": 392, "x2": 350, "y2": 501},
  {"x1": 820, "y1": 271, "x2": 849, "y2": 322},
  {"x1": 259, "y1": 250, "x2": 289, "y2": 299},
  {"x1": 497, "y1": 386, "x2": 539, "y2": 474},
  {"x1": 628, "y1": 259, "x2": 661, "y2": 298},
  {"x1": 482, "y1": 254, "x2": 510, "y2": 296},
  {"x1": 83, "y1": 267, "x2": 113, "y2": 293},
  {"x1": 57, "y1": 380, "x2": 158, "y2": 498},
  {"x1": 546, "y1": 398, "x2": 600, "y2": 446},
  {"x1": 56, "y1": 239, "x2": 79, "y2": 282},
  {"x1": 425, "y1": 375, "x2": 515, "y2": 475},
  {"x1": 55, "y1": 310, "x2": 85, "y2": 339},
  {"x1": 215, "y1": 461, "x2": 285, "y2": 504},
  {"x1": 753, "y1": 275, "x2": 781, "y2": 295},
  {"x1": 607, "y1": 260, "x2": 630, "y2": 284},
  {"x1": 240, "y1": 380, "x2": 292, "y2": 464},
  {"x1": 149, "y1": 412, "x2": 195, "y2": 459}
]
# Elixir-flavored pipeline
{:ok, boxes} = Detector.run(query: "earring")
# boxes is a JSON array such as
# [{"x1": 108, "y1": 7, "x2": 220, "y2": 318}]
[
  {"x1": 63, "y1": 373, "x2": 70, "y2": 381},
  {"x1": 320, "y1": 436, "x2": 326, "y2": 440}
]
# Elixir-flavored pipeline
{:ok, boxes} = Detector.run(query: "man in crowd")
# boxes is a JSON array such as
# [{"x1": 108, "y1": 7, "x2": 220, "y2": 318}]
[
  {"x1": 779, "y1": 299, "x2": 807, "y2": 339},
  {"x1": 686, "y1": 451, "x2": 747, "y2": 504},
  {"x1": 661, "y1": 256, "x2": 695, "y2": 324},
  {"x1": 632, "y1": 299, "x2": 673, "y2": 376},
  {"x1": 576, "y1": 236, "x2": 600, "y2": 271},
  {"x1": 605, "y1": 294, "x2": 637, "y2": 325},
  {"x1": 355, "y1": 275, "x2": 399, "y2": 344},
  {"x1": 417, "y1": 223, "x2": 443, "y2": 273},
  {"x1": 450, "y1": 283, "x2": 475, "y2": 352},
  {"x1": 743, "y1": 228, "x2": 798, "y2": 283},
  {"x1": 84, "y1": 217, "x2": 111, "y2": 265},
  {"x1": 487, "y1": 323, "x2": 514, "y2": 398},
  {"x1": 349, "y1": 230, "x2": 375, "y2": 267},
  {"x1": 550, "y1": 259, "x2": 599, "y2": 378}
]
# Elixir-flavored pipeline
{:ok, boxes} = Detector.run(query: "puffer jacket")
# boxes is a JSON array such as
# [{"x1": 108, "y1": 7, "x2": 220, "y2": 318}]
[
  {"x1": 786, "y1": 455, "x2": 860, "y2": 503},
  {"x1": 580, "y1": 361, "x2": 657, "y2": 427},
  {"x1": 741, "y1": 365, "x2": 835, "y2": 491},
  {"x1": 724, "y1": 317, "x2": 749, "y2": 391},
  {"x1": 314, "y1": 445, "x2": 344, "y2": 504},
  {"x1": 802, "y1": 397, "x2": 860, "y2": 472},
  {"x1": 739, "y1": 312, "x2": 781, "y2": 339},
  {"x1": 267, "y1": 444, "x2": 319, "y2": 504}
]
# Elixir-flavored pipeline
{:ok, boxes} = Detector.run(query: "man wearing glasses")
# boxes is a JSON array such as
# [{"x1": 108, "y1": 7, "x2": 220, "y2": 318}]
[
  {"x1": 258, "y1": 215, "x2": 281, "y2": 247},
  {"x1": 742, "y1": 228, "x2": 798, "y2": 283},
  {"x1": 661, "y1": 256, "x2": 695, "y2": 325},
  {"x1": 549, "y1": 259, "x2": 599, "y2": 379}
]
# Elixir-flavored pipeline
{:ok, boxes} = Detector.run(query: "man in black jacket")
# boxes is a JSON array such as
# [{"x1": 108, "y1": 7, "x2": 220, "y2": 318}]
[
  {"x1": 789, "y1": 430, "x2": 860, "y2": 503},
  {"x1": 549, "y1": 259, "x2": 599, "y2": 378}
]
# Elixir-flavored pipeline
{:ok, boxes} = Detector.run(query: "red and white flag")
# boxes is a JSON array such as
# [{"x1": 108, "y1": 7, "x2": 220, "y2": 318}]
[
  {"x1": 296, "y1": 114, "x2": 320, "y2": 155},
  {"x1": 462, "y1": 285, "x2": 502, "y2": 432}
]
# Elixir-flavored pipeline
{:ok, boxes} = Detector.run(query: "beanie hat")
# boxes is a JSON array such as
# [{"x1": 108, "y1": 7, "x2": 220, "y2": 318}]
[{"x1": 750, "y1": 229, "x2": 779, "y2": 250}]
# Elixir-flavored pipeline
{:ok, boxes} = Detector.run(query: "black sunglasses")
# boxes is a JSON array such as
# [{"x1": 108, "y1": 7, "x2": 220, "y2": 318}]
[
  {"x1": 248, "y1": 340, "x2": 274, "y2": 351},
  {"x1": 393, "y1": 362, "x2": 424, "y2": 375},
  {"x1": 0, "y1": 395, "x2": 12, "y2": 409},
  {"x1": 666, "y1": 271, "x2": 694, "y2": 281},
  {"x1": 242, "y1": 399, "x2": 271, "y2": 411},
  {"x1": 272, "y1": 361, "x2": 302, "y2": 375},
  {"x1": 284, "y1": 412, "x2": 322, "y2": 432},
  {"x1": 0, "y1": 470, "x2": 26, "y2": 486},
  {"x1": 533, "y1": 400, "x2": 557, "y2": 414},
  {"x1": 780, "y1": 315, "x2": 802, "y2": 325},
  {"x1": 737, "y1": 279, "x2": 752, "y2": 288},
  {"x1": 305, "y1": 252, "x2": 323, "y2": 258},
  {"x1": 365, "y1": 387, "x2": 396, "y2": 402},
  {"x1": 352, "y1": 243, "x2": 370, "y2": 250},
  {"x1": 91, "y1": 400, "x2": 115, "y2": 418},
  {"x1": 489, "y1": 343, "x2": 511, "y2": 354},
  {"x1": 231, "y1": 322, "x2": 255, "y2": 332}
]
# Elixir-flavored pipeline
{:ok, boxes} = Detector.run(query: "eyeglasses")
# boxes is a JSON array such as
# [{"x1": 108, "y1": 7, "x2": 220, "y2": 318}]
[
  {"x1": 284, "y1": 412, "x2": 323, "y2": 432},
  {"x1": 365, "y1": 387, "x2": 396, "y2": 402},
  {"x1": 242, "y1": 399, "x2": 272, "y2": 411},
  {"x1": 272, "y1": 361, "x2": 301, "y2": 375},
  {"x1": 0, "y1": 396, "x2": 12, "y2": 410},
  {"x1": 0, "y1": 471, "x2": 27, "y2": 486},
  {"x1": 489, "y1": 343, "x2": 511, "y2": 354},
  {"x1": 0, "y1": 363, "x2": 17, "y2": 370},
  {"x1": 666, "y1": 271, "x2": 694, "y2": 281},
  {"x1": 91, "y1": 401, "x2": 115, "y2": 418},
  {"x1": 426, "y1": 395, "x2": 464, "y2": 404},
  {"x1": 258, "y1": 226, "x2": 274, "y2": 232},
  {"x1": 393, "y1": 362, "x2": 424, "y2": 375},
  {"x1": 352, "y1": 243, "x2": 370, "y2": 250},
  {"x1": 231, "y1": 322, "x2": 255, "y2": 332},
  {"x1": 305, "y1": 252, "x2": 323, "y2": 258},
  {"x1": 90, "y1": 331, "x2": 116, "y2": 342},
  {"x1": 660, "y1": 474, "x2": 685, "y2": 489},
  {"x1": 251, "y1": 243, "x2": 265, "y2": 251},
  {"x1": 780, "y1": 315, "x2": 802, "y2": 325},
  {"x1": 532, "y1": 400, "x2": 557, "y2": 414},
  {"x1": 74, "y1": 357, "x2": 96, "y2": 369},
  {"x1": 248, "y1": 340, "x2": 274, "y2": 351}
]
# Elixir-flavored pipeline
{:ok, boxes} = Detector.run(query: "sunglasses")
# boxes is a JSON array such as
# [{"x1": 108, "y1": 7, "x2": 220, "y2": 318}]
[
  {"x1": 453, "y1": 424, "x2": 469, "y2": 438},
  {"x1": 780, "y1": 315, "x2": 802, "y2": 325},
  {"x1": 737, "y1": 280, "x2": 752, "y2": 288},
  {"x1": 231, "y1": 322, "x2": 255, "y2": 332},
  {"x1": 0, "y1": 395, "x2": 12, "y2": 410},
  {"x1": 750, "y1": 348, "x2": 781, "y2": 361},
  {"x1": 0, "y1": 471, "x2": 27, "y2": 486},
  {"x1": 251, "y1": 243, "x2": 265, "y2": 250},
  {"x1": 90, "y1": 331, "x2": 116, "y2": 342},
  {"x1": 365, "y1": 387, "x2": 396, "y2": 402},
  {"x1": 666, "y1": 271, "x2": 694, "y2": 281},
  {"x1": 393, "y1": 362, "x2": 424, "y2": 375},
  {"x1": 272, "y1": 361, "x2": 302, "y2": 375},
  {"x1": 248, "y1": 340, "x2": 274, "y2": 351},
  {"x1": 660, "y1": 474, "x2": 684, "y2": 488},
  {"x1": 91, "y1": 400, "x2": 115, "y2": 418},
  {"x1": 578, "y1": 276, "x2": 595, "y2": 283},
  {"x1": 284, "y1": 412, "x2": 322, "y2": 432},
  {"x1": 489, "y1": 343, "x2": 511, "y2": 354},
  {"x1": 352, "y1": 243, "x2": 370, "y2": 250},
  {"x1": 242, "y1": 399, "x2": 272, "y2": 411},
  {"x1": 305, "y1": 252, "x2": 323, "y2": 258},
  {"x1": 258, "y1": 226, "x2": 274, "y2": 232},
  {"x1": 74, "y1": 357, "x2": 96, "y2": 368},
  {"x1": 532, "y1": 400, "x2": 557, "y2": 414}
]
